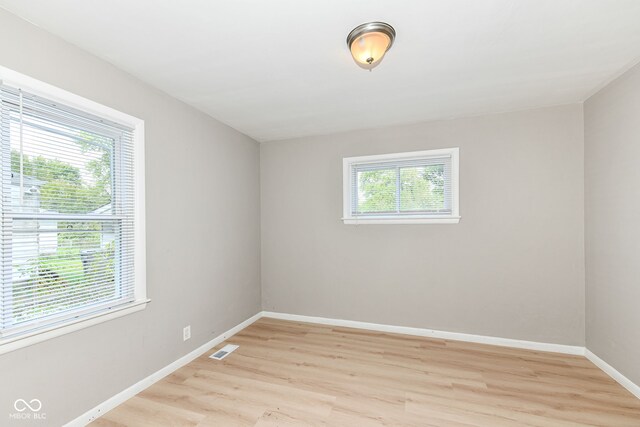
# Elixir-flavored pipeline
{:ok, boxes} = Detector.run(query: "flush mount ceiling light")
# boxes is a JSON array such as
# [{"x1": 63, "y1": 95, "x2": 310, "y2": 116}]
[{"x1": 346, "y1": 21, "x2": 396, "y2": 70}]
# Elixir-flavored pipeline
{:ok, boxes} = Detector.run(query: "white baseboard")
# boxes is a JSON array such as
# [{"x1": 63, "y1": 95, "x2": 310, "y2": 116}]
[
  {"x1": 64, "y1": 312, "x2": 263, "y2": 427},
  {"x1": 585, "y1": 349, "x2": 640, "y2": 399},
  {"x1": 261, "y1": 311, "x2": 585, "y2": 355}
]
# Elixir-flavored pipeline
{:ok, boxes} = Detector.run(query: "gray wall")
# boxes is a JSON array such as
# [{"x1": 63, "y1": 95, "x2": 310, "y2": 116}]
[
  {"x1": 261, "y1": 105, "x2": 585, "y2": 346},
  {"x1": 585, "y1": 62, "x2": 640, "y2": 386},
  {"x1": 0, "y1": 9, "x2": 261, "y2": 426}
]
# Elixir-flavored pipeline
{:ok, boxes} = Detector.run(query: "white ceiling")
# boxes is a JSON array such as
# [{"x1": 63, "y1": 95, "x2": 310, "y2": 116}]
[{"x1": 2, "y1": 0, "x2": 640, "y2": 142}]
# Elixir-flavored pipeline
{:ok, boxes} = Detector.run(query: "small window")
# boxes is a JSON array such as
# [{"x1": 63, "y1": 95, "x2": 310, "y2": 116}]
[
  {"x1": 342, "y1": 148, "x2": 460, "y2": 224},
  {"x1": 0, "y1": 68, "x2": 146, "y2": 353}
]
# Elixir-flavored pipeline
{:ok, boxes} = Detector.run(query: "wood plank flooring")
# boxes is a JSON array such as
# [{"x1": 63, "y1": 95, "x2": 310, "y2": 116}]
[{"x1": 92, "y1": 318, "x2": 640, "y2": 426}]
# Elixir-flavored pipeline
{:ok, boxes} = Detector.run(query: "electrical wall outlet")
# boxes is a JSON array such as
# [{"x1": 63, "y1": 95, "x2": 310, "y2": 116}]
[{"x1": 183, "y1": 325, "x2": 191, "y2": 341}]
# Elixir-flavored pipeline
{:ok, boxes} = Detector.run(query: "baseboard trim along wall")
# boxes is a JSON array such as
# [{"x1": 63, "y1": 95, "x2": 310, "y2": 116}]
[
  {"x1": 585, "y1": 349, "x2": 640, "y2": 400},
  {"x1": 261, "y1": 311, "x2": 585, "y2": 355},
  {"x1": 64, "y1": 312, "x2": 263, "y2": 427},
  {"x1": 66, "y1": 310, "x2": 639, "y2": 425}
]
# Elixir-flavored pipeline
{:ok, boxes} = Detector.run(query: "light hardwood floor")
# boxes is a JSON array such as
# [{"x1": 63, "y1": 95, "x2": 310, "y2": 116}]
[{"x1": 93, "y1": 318, "x2": 640, "y2": 426}]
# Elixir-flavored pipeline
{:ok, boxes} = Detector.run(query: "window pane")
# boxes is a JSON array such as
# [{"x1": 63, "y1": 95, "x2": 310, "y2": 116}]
[
  {"x1": 356, "y1": 168, "x2": 396, "y2": 213},
  {"x1": 10, "y1": 111, "x2": 114, "y2": 215},
  {"x1": 9, "y1": 219, "x2": 118, "y2": 326},
  {"x1": 3, "y1": 101, "x2": 122, "y2": 330},
  {"x1": 400, "y1": 165, "x2": 446, "y2": 212}
]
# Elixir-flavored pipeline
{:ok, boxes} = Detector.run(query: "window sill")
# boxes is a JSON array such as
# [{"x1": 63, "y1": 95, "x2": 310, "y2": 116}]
[
  {"x1": 342, "y1": 216, "x2": 461, "y2": 225},
  {"x1": 0, "y1": 299, "x2": 149, "y2": 355}
]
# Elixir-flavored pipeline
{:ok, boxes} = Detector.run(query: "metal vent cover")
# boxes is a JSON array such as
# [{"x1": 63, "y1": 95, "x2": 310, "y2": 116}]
[{"x1": 209, "y1": 344, "x2": 238, "y2": 360}]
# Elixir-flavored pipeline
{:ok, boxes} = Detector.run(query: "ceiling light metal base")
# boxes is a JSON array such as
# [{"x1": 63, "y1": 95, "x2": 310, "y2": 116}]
[{"x1": 346, "y1": 22, "x2": 396, "y2": 51}]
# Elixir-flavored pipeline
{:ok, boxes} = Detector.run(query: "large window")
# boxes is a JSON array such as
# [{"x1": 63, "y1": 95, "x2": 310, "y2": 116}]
[
  {"x1": 342, "y1": 148, "x2": 460, "y2": 224},
  {"x1": 0, "y1": 69, "x2": 146, "y2": 353}
]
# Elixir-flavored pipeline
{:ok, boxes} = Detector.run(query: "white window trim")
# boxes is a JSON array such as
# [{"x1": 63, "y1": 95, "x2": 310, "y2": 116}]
[
  {"x1": 0, "y1": 66, "x2": 148, "y2": 355},
  {"x1": 342, "y1": 148, "x2": 460, "y2": 225}
]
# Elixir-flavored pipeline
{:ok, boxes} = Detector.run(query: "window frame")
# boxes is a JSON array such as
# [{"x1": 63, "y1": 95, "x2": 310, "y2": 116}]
[
  {"x1": 342, "y1": 148, "x2": 460, "y2": 225},
  {"x1": 0, "y1": 66, "x2": 147, "y2": 354}
]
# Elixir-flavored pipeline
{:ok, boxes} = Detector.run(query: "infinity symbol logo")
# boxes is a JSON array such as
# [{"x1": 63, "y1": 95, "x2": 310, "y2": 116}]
[{"x1": 14, "y1": 399, "x2": 42, "y2": 412}]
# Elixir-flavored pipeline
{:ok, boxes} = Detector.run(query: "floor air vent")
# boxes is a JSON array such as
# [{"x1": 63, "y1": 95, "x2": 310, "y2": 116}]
[{"x1": 209, "y1": 344, "x2": 239, "y2": 360}]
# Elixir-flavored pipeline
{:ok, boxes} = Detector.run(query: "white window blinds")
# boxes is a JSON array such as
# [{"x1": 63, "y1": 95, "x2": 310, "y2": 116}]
[
  {"x1": 0, "y1": 84, "x2": 137, "y2": 338},
  {"x1": 352, "y1": 156, "x2": 452, "y2": 215},
  {"x1": 343, "y1": 148, "x2": 460, "y2": 224}
]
